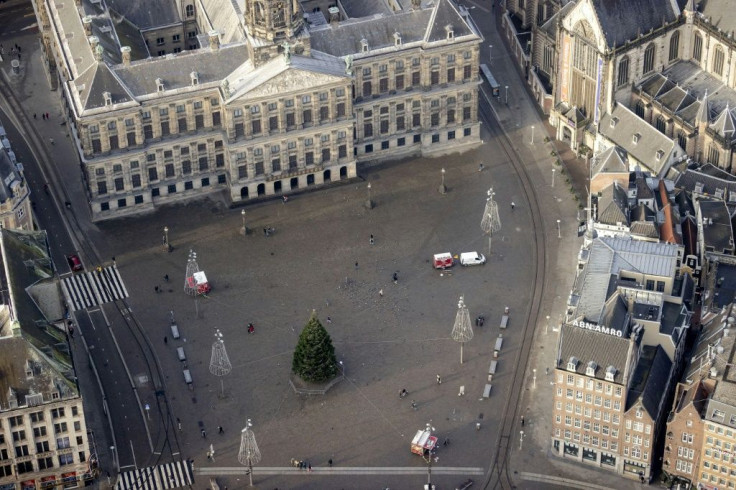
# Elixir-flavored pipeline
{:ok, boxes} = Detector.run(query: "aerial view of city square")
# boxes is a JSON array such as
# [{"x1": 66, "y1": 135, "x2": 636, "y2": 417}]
[{"x1": 0, "y1": 0, "x2": 735, "y2": 489}]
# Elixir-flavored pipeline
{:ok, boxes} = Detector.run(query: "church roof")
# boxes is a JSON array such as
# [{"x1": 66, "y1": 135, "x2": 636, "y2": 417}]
[
  {"x1": 699, "y1": 0, "x2": 736, "y2": 37},
  {"x1": 341, "y1": 0, "x2": 392, "y2": 18},
  {"x1": 197, "y1": 0, "x2": 246, "y2": 44},
  {"x1": 592, "y1": 0, "x2": 681, "y2": 49},
  {"x1": 710, "y1": 104, "x2": 736, "y2": 140},
  {"x1": 105, "y1": 0, "x2": 181, "y2": 30},
  {"x1": 593, "y1": 146, "x2": 629, "y2": 175}
]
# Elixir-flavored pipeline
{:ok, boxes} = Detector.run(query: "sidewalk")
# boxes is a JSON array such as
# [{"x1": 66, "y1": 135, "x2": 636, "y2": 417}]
[{"x1": 485, "y1": 8, "x2": 643, "y2": 490}]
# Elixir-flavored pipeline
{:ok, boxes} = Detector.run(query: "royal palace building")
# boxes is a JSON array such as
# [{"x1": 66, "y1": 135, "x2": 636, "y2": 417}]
[{"x1": 31, "y1": 0, "x2": 482, "y2": 221}]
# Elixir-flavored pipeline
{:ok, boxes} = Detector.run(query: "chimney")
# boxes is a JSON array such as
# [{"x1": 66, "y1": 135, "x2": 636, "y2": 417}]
[
  {"x1": 94, "y1": 45, "x2": 104, "y2": 62},
  {"x1": 328, "y1": 6, "x2": 340, "y2": 24},
  {"x1": 88, "y1": 36, "x2": 99, "y2": 51},
  {"x1": 120, "y1": 46, "x2": 131, "y2": 66},
  {"x1": 82, "y1": 16, "x2": 93, "y2": 36},
  {"x1": 208, "y1": 30, "x2": 220, "y2": 51}
]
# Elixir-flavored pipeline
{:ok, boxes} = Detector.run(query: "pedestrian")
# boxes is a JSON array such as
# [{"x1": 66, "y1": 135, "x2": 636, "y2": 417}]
[
  {"x1": 521, "y1": 416, "x2": 525, "y2": 427},
  {"x1": 206, "y1": 450, "x2": 212, "y2": 460},
  {"x1": 379, "y1": 289, "x2": 383, "y2": 297},
  {"x1": 201, "y1": 429, "x2": 206, "y2": 438},
  {"x1": 476, "y1": 422, "x2": 481, "y2": 431},
  {"x1": 33, "y1": 113, "x2": 36, "y2": 119},
  {"x1": 393, "y1": 271, "x2": 398, "y2": 284},
  {"x1": 46, "y1": 112, "x2": 49, "y2": 119},
  {"x1": 411, "y1": 400, "x2": 417, "y2": 410},
  {"x1": 164, "y1": 274, "x2": 169, "y2": 282},
  {"x1": 247, "y1": 323, "x2": 255, "y2": 333},
  {"x1": 308, "y1": 462, "x2": 312, "y2": 472},
  {"x1": 326, "y1": 317, "x2": 332, "y2": 324},
  {"x1": 163, "y1": 336, "x2": 168, "y2": 344},
  {"x1": 354, "y1": 261, "x2": 359, "y2": 270},
  {"x1": 436, "y1": 374, "x2": 442, "y2": 385},
  {"x1": 370, "y1": 234, "x2": 374, "y2": 245},
  {"x1": 112, "y1": 256, "x2": 116, "y2": 266},
  {"x1": 478, "y1": 163, "x2": 484, "y2": 172},
  {"x1": 17, "y1": 45, "x2": 20, "y2": 53},
  {"x1": 49, "y1": 137, "x2": 54, "y2": 145},
  {"x1": 511, "y1": 202, "x2": 515, "y2": 210},
  {"x1": 69, "y1": 326, "x2": 74, "y2": 339},
  {"x1": 218, "y1": 426, "x2": 224, "y2": 434},
  {"x1": 399, "y1": 388, "x2": 408, "y2": 398},
  {"x1": 17, "y1": 53, "x2": 21, "y2": 61},
  {"x1": 154, "y1": 286, "x2": 159, "y2": 293},
  {"x1": 42, "y1": 113, "x2": 45, "y2": 120},
  {"x1": 328, "y1": 458, "x2": 333, "y2": 467},
  {"x1": 177, "y1": 418, "x2": 182, "y2": 431},
  {"x1": 96, "y1": 266, "x2": 102, "y2": 273},
  {"x1": 545, "y1": 367, "x2": 549, "y2": 375}
]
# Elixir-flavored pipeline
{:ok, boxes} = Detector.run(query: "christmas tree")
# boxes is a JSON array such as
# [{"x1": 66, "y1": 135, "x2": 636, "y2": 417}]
[{"x1": 292, "y1": 312, "x2": 338, "y2": 382}]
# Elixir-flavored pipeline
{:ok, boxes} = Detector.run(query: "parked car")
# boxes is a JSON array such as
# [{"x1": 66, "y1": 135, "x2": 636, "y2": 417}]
[
  {"x1": 66, "y1": 254, "x2": 83, "y2": 271},
  {"x1": 460, "y1": 251, "x2": 486, "y2": 266}
]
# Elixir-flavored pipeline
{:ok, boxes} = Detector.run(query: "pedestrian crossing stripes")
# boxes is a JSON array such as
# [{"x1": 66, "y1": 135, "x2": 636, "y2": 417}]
[
  {"x1": 61, "y1": 266, "x2": 129, "y2": 311},
  {"x1": 115, "y1": 460, "x2": 193, "y2": 490}
]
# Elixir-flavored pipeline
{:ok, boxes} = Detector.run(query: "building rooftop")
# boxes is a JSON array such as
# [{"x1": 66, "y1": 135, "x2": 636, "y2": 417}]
[
  {"x1": 626, "y1": 344, "x2": 673, "y2": 416},
  {"x1": 557, "y1": 323, "x2": 633, "y2": 385},
  {"x1": 698, "y1": 198, "x2": 734, "y2": 254},
  {"x1": 590, "y1": 0, "x2": 681, "y2": 49},
  {"x1": 597, "y1": 182, "x2": 629, "y2": 227},
  {"x1": 598, "y1": 104, "x2": 681, "y2": 176}
]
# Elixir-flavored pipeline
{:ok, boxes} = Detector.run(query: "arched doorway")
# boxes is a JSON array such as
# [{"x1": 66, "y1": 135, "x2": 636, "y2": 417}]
[
  {"x1": 307, "y1": 174, "x2": 315, "y2": 186},
  {"x1": 257, "y1": 183, "x2": 266, "y2": 196},
  {"x1": 290, "y1": 177, "x2": 299, "y2": 189},
  {"x1": 240, "y1": 186, "x2": 249, "y2": 199},
  {"x1": 323, "y1": 170, "x2": 331, "y2": 182},
  {"x1": 339, "y1": 166, "x2": 347, "y2": 179},
  {"x1": 274, "y1": 180, "x2": 282, "y2": 194}
]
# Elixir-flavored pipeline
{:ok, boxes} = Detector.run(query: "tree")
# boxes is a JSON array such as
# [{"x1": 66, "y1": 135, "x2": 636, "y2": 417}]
[{"x1": 292, "y1": 313, "x2": 338, "y2": 382}]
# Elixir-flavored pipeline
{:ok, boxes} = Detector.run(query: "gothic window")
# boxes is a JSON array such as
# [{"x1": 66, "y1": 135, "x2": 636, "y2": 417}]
[
  {"x1": 635, "y1": 100, "x2": 645, "y2": 118},
  {"x1": 708, "y1": 145, "x2": 720, "y2": 165},
  {"x1": 677, "y1": 131, "x2": 687, "y2": 151},
  {"x1": 655, "y1": 115, "x2": 666, "y2": 134},
  {"x1": 273, "y1": 2, "x2": 285, "y2": 27},
  {"x1": 693, "y1": 33, "x2": 703, "y2": 62},
  {"x1": 254, "y1": 1, "x2": 265, "y2": 24},
  {"x1": 668, "y1": 31, "x2": 680, "y2": 62},
  {"x1": 643, "y1": 43, "x2": 655, "y2": 74},
  {"x1": 713, "y1": 46, "x2": 725, "y2": 77},
  {"x1": 617, "y1": 57, "x2": 629, "y2": 87}
]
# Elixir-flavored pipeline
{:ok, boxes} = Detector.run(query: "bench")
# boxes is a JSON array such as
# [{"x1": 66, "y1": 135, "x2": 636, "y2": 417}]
[
  {"x1": 170, "y1": 324, "x2": 180, "y2": 339},
  {"x1": 177, "y1": 346, "x2": 186, "y2": 362},
  {"x1": 488, "y1": 360, "x2": 497, "y2": 381},
  {"x1": 500, "y1": 315, "x2": 509, "y2": 329},
  {"x1": 482, "y1": 384, "x2": 492, "y2": 398}
]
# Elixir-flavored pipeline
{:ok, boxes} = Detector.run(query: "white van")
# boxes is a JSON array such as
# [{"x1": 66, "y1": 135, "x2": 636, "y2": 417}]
[{"x1": 460, "y1": 251, "x2": 486, "y2": 266}]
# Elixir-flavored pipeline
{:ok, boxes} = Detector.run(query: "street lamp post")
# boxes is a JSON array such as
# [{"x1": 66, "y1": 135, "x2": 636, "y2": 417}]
[
  {"x1": 533, "y1": 368, "x2": 537, "y2": 388},
  {"x1": 240, "y1": 209, "x2": 247, "y2": 236},
  {"x1": 520, "y1": 430, "x2": 524, "y2": 450},
  {"x1": 489, "y1": 44, "x2": 493, "y2": 65},
  {"x1": 422, "y1": 422, "x2": 436, "y2": 488},
  {"x1": 557, "y1": 219, "x2": 561, "y2": 238},
  {"x1": 163, "y1": 226, "x2": 171, "y2": 252},
  {"x1": 109, "y1": 446, "x2": 117, "y2": 472},
  {"x1": 505, "y1": 85, "x2": 509, "y2": 105},
  {"x1": 546, "y1": 315, "x2": 550, "y2": 335},
  {"x1": 551, "y1": 168, "x2": 556, "y2": 187},
  {"x1": 439, "y1": 168, "x2": 446, "y2": 194},
  {"x1": 451, "y1": 295, "x2": 474, "y2": 364},
  {"x1": 480, "y1": 188, "x2": 502, "y2": 256},
  {"x1": 365, "y1": 182, "x2": 374, "y2": 209},
  {"x1": 238, "y1": 419, "x2": 261, "y2": 487},
  {"x1": 530, "y1": 125, "x2": 535, "y2": 145}
]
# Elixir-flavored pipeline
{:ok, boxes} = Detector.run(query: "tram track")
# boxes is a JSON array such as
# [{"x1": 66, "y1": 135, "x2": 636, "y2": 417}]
[
  {"x1": 477, "y1": 90, "x2": 550, "y2": 490},
  {"x1": 0, "y1": 63, "x2": 186, "y2": 483}
]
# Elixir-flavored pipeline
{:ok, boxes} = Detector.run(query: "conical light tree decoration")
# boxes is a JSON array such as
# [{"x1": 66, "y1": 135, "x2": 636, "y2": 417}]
[
  {"x1": 184, "y1": 249, "x2": 200, "y2": 296},
  {"x1": 451, "y1": 295, "x2": 473, "y2": 364},
  {"x1": 209, "y1": 330, "x2": 232, "y2": 398},
  {"x1": 480, "y1": 188, "x2": 502, "y2": 256},
  {"x1": 238, "y1": 418, "x2": 261, "y2": 487}
]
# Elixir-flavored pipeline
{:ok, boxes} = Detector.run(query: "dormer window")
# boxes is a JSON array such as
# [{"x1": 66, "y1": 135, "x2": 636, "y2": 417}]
[
  {"x1": 656, "y1": 149, "x2": 664, "y2": 160},
  {"x1": 605, "y1": 365, "x2": 617, "y2": 381},
  {"x1": 394, "y1": 32, "x2": 402, "y2": 47},
  {"x1": 361, "y1": 39, "x2": 369, "y2": 53},
  {"x1": 445, "y1": 25, "x2": 454, "y2": 40},
  {"x1": 632, "y1": 133, "x2": 640, "y2": 144},
  {"x1": 156, "y1": 78, "x2": 165, "y2": 92},
  {"x1": 567, "y1": 356, "x2": 579, "y2": 372},
  {"x1": 586, "y1": 361, "x2": 597, "y2": 377},
  {"x1": 190, "y1": 71, "x2": 199, "y2": 86},
  {"x1": 610, "y1": 117, "x2": 618, "y2": 128},
  {"x1": 103, "y1": 92, "x2": 112, "y2": 106},
  {"x1": 694, "y1": 182, "x2": 704, "y2": 194}
]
